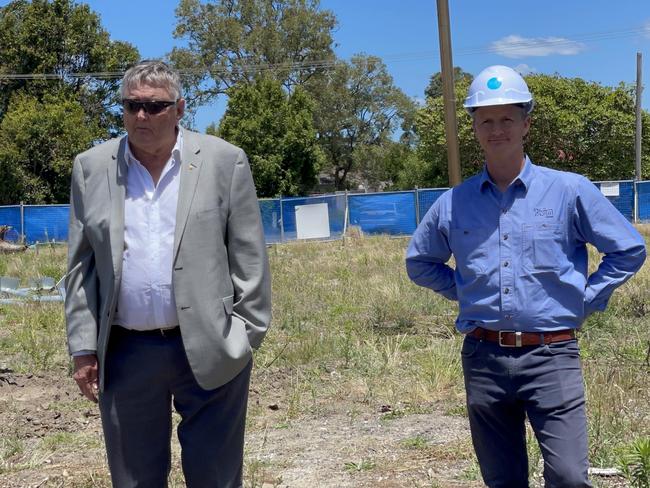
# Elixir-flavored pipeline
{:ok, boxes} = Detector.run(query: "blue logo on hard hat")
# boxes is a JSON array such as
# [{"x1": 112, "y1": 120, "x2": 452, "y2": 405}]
[{"x1": 487, "y1": 77, "x2": 502, "y2": 90}]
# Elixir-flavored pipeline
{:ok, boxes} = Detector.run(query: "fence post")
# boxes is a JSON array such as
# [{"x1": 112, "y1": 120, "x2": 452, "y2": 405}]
[
  {"x1": 414, "y1": 187, "x2": 420, "y2": 225},
  {"x1": 343, "y1": 190, "x2": 349, "y2": 237},
  {"x1": 634, "y1": 181, "x2": 639, "y2": 224},
  {"x1": 279, "y1": 196, "x2": 285, "y2": 243},
  {"x1": 19, "y1": 201, "x2": 25, "y2": 244}
]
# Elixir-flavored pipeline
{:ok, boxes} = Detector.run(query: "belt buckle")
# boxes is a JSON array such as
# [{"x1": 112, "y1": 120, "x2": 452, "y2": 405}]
[{"x1": 498, "y1": 330, "x2": 522, "y2": 347}]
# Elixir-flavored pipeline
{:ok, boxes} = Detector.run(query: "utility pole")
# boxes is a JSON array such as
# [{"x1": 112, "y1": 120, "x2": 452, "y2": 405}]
[
  {"x1": 436, "y1": 0, "x2": 462, "y2": 187},
  {"x1": 634, "y1": 53, "x2": 643, "y2": 181},
  {"x1": 633, "y1": 52, "x2": 643, "y2": 223}
]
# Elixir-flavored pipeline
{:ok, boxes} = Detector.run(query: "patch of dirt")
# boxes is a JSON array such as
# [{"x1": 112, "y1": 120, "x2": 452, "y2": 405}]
[
  {"x1": 0, "y1": 369, "x2": 98, "y2": 439},
  {"x1": 245, "y1": 410, "x2": 476, "y2": 487},
  {"x1": 0, "y1": 370, "x2": 632, "y2": 488}
]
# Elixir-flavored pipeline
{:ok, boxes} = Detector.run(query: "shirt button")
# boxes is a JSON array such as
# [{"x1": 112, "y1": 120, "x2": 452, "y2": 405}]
[
  {"x1": 503, "y1": 234, "x2": 509, "y2": 240},
  {"x1": 503, "y1": 261, "x2": 509, "y2": 267},
  {"x1": 504, "y1": 287, "x2": 510, "y2": 294},
  {"x1": 505, "y1": 314, "x2": 512, "y2": 320},
  {"x1": 502, "y1": 208, "x2": 507, "y2": 214}
]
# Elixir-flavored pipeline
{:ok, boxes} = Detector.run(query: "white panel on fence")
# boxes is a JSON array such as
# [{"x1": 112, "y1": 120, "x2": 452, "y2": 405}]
[
  {"x1": 296, "y1": 203, "x2": 330, "y2": 240},
  {"x1": 600, "y1": 182, "x2": 620, "y2": 197}
]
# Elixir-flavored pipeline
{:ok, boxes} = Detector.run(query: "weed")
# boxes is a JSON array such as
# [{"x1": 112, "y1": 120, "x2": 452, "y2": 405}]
[
  {"x1": 0, "y1": 436, "x2": 24, "y2": 467},
  {"x1": 459, "y1": 459, "x2": 481, "y2": 481},
  {"x1": 344, "y1": 458, "x2": 375, "y2": 472},
  {"x1": 402, "y1": 435, "x2": 429, "y2": 450},
  {"x1": 380, "y1": 409, "x2": 406, "y2": 422},
  {"x1": 245, "y1": 458, "x2": 282, "y2": 488},
  {"x1": 618, "y1": 437, "x2": 650, "y2": 488},
  {"x1": 444, "y1": 404, "x2": 467, "y2": 417},
  {"x1": 41, "y1": 431, "x2": 79, "y2": 451}
]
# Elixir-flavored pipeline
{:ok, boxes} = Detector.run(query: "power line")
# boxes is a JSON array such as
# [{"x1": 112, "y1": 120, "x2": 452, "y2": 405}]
[
  {"x1": 0, "y1": 24, "x2": 647, "y2": 81},
  {"x1": 465, "y1": 25, "x2": 650, "y2": 57},
  {"x1": 0, "y1": 59, "x2": 344, "y2": 80}
]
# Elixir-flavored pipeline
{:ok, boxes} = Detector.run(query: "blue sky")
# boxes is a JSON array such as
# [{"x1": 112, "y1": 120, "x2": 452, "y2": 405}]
[{"x1": 3, "y1": 0, "x2": 650, "y2": 131}]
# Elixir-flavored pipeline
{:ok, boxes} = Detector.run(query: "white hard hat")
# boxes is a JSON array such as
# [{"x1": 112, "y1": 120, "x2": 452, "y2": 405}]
[{"x1": 464, "y1": 65, "x2": 534, "y2": 113}]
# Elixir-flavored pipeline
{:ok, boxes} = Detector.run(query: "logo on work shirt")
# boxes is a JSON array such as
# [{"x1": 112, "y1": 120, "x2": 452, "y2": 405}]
[{"x1": 534, "y1": 208, "x2": 554, "y2": 218}]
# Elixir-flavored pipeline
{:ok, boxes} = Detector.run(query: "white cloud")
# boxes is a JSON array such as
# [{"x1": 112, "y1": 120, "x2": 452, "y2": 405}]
[
  {"x1": 514, "y1": 64, "x2": 536, "y2": 76},
  {"x1": 644, "y1": 20, "x2": 650, "y2": 39},
  {"x1": 491, "y1": 35, "x2": 586, "y2": 59}
]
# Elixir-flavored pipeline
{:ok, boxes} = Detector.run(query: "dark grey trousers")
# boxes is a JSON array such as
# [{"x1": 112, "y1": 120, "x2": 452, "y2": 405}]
[
  {"x1": 461, "y1": 335, "x2": 592, "y2": 488},
  {"x1": 99, "y1": 327, "x2": 252, "y2": 488}
]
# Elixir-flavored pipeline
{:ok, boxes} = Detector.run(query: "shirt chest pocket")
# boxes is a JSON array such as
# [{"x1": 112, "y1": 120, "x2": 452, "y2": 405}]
[
  {"x1": 449, "y1": 227, "x2": 491, "y2": 276},
  {"x1": 523, "y1": 222, "x2": 564, "y2": 271}
]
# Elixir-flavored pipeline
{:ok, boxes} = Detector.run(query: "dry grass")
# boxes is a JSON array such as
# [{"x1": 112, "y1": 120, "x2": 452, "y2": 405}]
[{"x1": 0, "y1": 234, "x2": 648, "y2": 487}]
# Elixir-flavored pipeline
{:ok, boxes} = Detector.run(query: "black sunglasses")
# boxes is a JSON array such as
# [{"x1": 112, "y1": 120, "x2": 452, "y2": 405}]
[{"x1": 122, "y1": 99, "x2": 177, "y2": 115}]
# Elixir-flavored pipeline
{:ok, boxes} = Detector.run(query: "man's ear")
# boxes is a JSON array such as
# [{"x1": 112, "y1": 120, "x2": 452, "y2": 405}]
[
  {"x1": 176, "y1": 98, "x2": 186, "y2": 121},
  {"x1": 523, "y1": 114, "x2": 531, "y2": 137}
]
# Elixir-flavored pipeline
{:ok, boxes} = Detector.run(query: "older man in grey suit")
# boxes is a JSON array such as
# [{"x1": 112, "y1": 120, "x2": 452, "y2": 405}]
[{"x1": 65, "y1": 60, "x2": 271, "y2": 487}]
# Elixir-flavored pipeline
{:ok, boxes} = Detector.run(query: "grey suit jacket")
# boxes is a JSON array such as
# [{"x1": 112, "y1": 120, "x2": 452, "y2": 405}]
[{"x1": 65, "y1": 128, "x2": 272, "y2": 390}]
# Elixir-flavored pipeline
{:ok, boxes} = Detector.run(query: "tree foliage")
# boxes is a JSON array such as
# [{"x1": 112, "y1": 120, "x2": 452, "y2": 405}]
[
  {"x1": 171, "y1": 2, "x2": 414, "y2": 191},
  {"x1": 400, "y1": 75, "x2": 476, "y2": 188},
  {"x1": 214, "y1": 76, "x2": 323, "y2": 197},
  {"x1": 525, "y1": 75, "x2": 650, "y2": 181},
  {"x1": 353, "y1": 142, "x2": 418, "y2": 192},
  {"x1": 311, "y1": 54, "x2": 415, "y2": 190},
  {"x1": 0, "y1": 93, "x2": 104, "y2": 204},
  {"x1": 171, "y1": 0, "x2": 337, "y2": 107},
  {"x1": 410, "y1": 71, "x2": 650, "y2": 188},
  {"x1": 0, "y1": 0, "x2": 139, "y2": 133},
  {"x1": 0, "y1": 0, "x2": 139, "y2": 203},
  {"x1": 424, "y1": 66, "x2": 472, "y2": 100}
]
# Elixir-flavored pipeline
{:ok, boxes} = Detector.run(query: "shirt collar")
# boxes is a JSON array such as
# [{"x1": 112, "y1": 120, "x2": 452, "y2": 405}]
[
  {"x1": 479, "y1": 155, "x2": 534, "y2": 193},
  {"x1": 125, "y1": 128, "x2": 183, "y2": 167},
  {"x1": 517, "y1": 155, "x2": 534, "y2": 190}
]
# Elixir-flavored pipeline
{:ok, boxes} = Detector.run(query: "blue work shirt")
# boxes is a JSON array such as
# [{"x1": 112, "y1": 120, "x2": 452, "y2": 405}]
[{"x1": 406, "y1": 157, "x2": 646, "y2": 333}]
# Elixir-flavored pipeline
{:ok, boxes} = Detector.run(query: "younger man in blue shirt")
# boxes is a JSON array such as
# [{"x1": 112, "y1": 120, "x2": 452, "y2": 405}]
[{"x1": 406, "y1": 65, "x2": 646, "y2": 487}]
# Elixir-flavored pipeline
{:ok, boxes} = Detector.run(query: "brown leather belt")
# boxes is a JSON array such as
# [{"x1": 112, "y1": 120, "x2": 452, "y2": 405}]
[{"x1": 468, "y1": 327, "x2": 575, "y2": 347}]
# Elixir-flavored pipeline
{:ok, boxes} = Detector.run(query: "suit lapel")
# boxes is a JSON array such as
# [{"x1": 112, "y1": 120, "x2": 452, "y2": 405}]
[
  {"x1": 108, "y1": 137, "x2": 127, "y2": 279},
  {"x1": 174, "y1": 129, "x2": 203, "y2": 260}
]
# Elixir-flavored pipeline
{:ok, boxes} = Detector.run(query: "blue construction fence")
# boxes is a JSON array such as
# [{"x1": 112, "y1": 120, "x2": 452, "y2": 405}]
[{"x1": 1, "y1": 180, "x2": 648, "y2": 245}]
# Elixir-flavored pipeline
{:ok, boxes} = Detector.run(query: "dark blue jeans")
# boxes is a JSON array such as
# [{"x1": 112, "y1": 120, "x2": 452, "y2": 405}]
[{"x1": 462, "y1": 335, "x2": 592, "y2": 488}]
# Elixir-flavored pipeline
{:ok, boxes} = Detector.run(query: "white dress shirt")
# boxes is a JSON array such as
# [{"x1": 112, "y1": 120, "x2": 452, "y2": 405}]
[{"x1": 113, "y1": 131, "x2": 183, "y2": 330}]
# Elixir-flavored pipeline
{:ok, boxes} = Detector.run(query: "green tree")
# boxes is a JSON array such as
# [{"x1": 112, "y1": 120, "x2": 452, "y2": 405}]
[
  {"x1": 0, "y1": 92, "x2": 104, "y2": 204},
  {"x1": 312, "y1": 54, "x2": 415, "y2": 190},
  {"x1": 170, "y1": 1, "x2": 425, "y2": 190},
  {"x1": 525, "y1": 75, "x2": 650, "y2": 181},
  {"x1": 0, "y1": 0, "x2": 139, "y2": 133},
  {"x1": 353, "y1": 142, "x2": 419, "y2": 192},
  {"x1": 424, "y1": 66, "x2": 473, "y2": 100},
  {"x1": 410, "y1": 71, "x2": 650, "y2": 188},
  {"x1": 214, "y1": 76, "x2": 323, "y2": 196},
  {"x1": 401, "y1": 73, "x2": 477, "y2": 189},
  {"x1": 0, "y1": 0, "x2": 139, "y2": 203},
  {"x1": 171, "y1": 0, "x2": 337, "y2": 108}
]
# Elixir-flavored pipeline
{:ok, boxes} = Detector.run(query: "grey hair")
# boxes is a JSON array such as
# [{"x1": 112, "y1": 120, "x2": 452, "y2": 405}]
[{"x1": 121, "y1": 60, "x2": 182, "y2": 100}]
